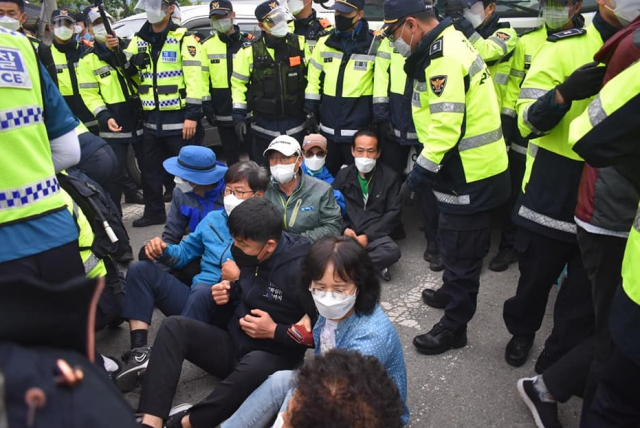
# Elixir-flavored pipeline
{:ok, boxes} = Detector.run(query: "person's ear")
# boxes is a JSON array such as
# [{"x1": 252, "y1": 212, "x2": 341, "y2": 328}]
[
  {"x1": 486, "y1": 3, "x2": 496, "y2": 15},
  {"x1": 254, "y1": 190, "x2": 265, "y2": 198},
  {"x1": 356, "y1": 10, "x2": 364, "y2": 20},
  {"x1": 266, "y1": 239, "x2": 278, "y2": 253},
  {"x1": 231, "y1": 11, "x2": 236, "y2": 20},
  {"x1": 20, "y1": 12, "x2": 27, "y2": 25}
]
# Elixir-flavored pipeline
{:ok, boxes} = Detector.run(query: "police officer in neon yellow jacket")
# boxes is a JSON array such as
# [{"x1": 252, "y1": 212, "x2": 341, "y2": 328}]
[
  {"x1": 124, "y1": 0, "x2": 204, "y2": 227},
  {"x1": 0, "y1": 28, "x2": 84, "y2": 283},
  {"x1": 380, "y1": 0, "x2": 509, "y2": 356},
  {"x1": 304, "y1": 0, "x2": 378, "y2": 175},
  {"x1": 231, "y1": 1, "x2": 308, "y2": 166},
  {"x1": 503, "y1": 6, "x2": 625, "y2": 369},
  {"x1": 566, "y1": 59, "x2": 640, "y2": 427},
  {"x1": 491, "y1": 0, "x2": 584, "y2": 273}
]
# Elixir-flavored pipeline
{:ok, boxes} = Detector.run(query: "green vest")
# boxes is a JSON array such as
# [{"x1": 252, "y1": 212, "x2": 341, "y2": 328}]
[{"x1": 0, "y1": 31, "x2": 67, "y2": 227}]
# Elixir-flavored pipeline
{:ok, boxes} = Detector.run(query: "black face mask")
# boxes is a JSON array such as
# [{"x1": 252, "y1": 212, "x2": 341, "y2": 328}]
[
  {"x1": 335, "y1": 14, "x2": 356, "y2": 32},
  {"x1": 231, "y1": 244, "x2": 265, "y2": 268}
]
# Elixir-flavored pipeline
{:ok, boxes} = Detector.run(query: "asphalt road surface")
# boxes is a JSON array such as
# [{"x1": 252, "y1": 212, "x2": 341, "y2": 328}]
[{"x1": 97, "y1": 200, "x2": 583, "y2": 428}]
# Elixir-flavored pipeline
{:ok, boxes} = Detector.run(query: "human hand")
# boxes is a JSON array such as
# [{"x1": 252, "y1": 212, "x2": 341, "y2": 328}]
[
  {"x1": 105, "y1": 32, "x2": 119, "y2": 50},
  {"x1": 445, "y1": 0, "x2": 466, "y2": 19},
  {"x1": 144, "y1": 237, "x2": 166, "y2": 260},
  {"x1": 182, "y1": 119, "x2": 197, "y2": 140},
  {"x1": 556, "y1": 61, "x2": 607, "y2": 105},
  {"x1": 107, "y1": 118, "x2": 122, "y2": 132},
  {"x1": 343, "y1": 228, "x2": 357, "y2": 238},
  {"x1": 355, "y1": 234, "x2": 369, "y2": 247},
  {"x1": 239, "y1": 309, "x2": 277, "y2": 339},
  {"x1": 211, "y1": 280, "x2": 231, "y2": 305},
  {"x1": 235, "y1": 120, "x2": 247, "y2": 142},
  {"x1": 295, "y1": 314, "x2": 312, "y2": 332},
  {"x1": 221, "y1": 258, "x2": 240, "y2": 281}
]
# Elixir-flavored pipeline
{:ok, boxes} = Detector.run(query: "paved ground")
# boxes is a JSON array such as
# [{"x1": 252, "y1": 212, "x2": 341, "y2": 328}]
[{"x1": 97, "y1": 200, "x2": 583, "y2": 428}]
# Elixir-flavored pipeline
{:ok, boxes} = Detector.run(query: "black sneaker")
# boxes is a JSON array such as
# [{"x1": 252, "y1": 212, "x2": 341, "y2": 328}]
[
  {"x1": 164, "y1": 404, "x2": 193, "y2": 428},
  {"x1": 124, "y1": 189, "x2": 145, "y2": 205},
  {"x1": 517, "y1": 377, "x2": 563, "y2": 428},
  {"x1": 379, "y1": 268, "x2": 391, "y2": 281},
  {"x1": 132, "y1": 215, "x2": 166, "y2": 228},
  {"x1": 489, "y1": 248, "x2": 518, "y2": 272},
  {"x1": 115, "y1": 345, "x2": 151, "y2": 392},
  {"x1": 413, "y1": 323, "x2": 467, "y2": 355}
]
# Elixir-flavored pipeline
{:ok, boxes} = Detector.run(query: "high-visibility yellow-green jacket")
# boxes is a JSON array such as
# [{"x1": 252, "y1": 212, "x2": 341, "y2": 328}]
[
  {"x1": 406, "y1": 19, "x2": 509, "y2": 214},
  {"x1": 124, "y1": 22, "x2": 203, "y2": 136}
]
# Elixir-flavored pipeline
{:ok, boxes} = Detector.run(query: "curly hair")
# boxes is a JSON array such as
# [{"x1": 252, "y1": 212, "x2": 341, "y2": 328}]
[
  {"x1": 288, "y1": 349, "x2": 404, "y2": 428},
  {"x1": 301, "y1": 235, "x2": 380, "y2": 316}
]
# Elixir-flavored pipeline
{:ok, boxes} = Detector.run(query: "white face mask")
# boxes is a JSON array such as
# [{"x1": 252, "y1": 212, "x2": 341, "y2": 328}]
[
  {"x1": 223, "y1": 194, "x2": 245, "y2": 216},
  {"x1": 463, "y1": 2, "x2": 486, "y2": 29},
  {"x1": 304, "y1": 155, "x2": 325, "y2": 172},
  {"x1": 393, "y1": 36, "x2": 413, "y2": 58},
  {"x1": 212, "y1": 17, "x2": 233, "y2": 33},
  {"x1": 287, "y1": 0, "x2": 306, "y2": 15},
  {"x1": 268, "y1": 20, "x2": 289, "y2": 38},
  {"x1": 270, "y1": 161, "x2": 298, "y2": 184},
  {"x1": 312, "y1": 292, "x2": 357, "y2": 320},
  {"x1": 73, "y1": 24, "x2": 82, "y2": 34},
  {"x1": 606, "y1": 0, "x2": 640, "y2": 26},
  {"x1": 92, "y1": 23, "x2": 108, "y2": 42},
  {"x1": 54, "y1": 25, "x2": 74, "y2": 41},
  {"x1": 174, "y1": 176, "x2": 193, "y2": 193},
  {"x1": 146, "y1": 8, "x2": 167, "y2": 24},
  {"x1": 541, "y1": 5, "x2": 572, "y2": 29},
  {"x1": 0, "y1": 15, "x2": 21, "y2": 31},
  {"x1": 273, "y1": 413, "x2": 285, "y2": 428},
  {"x1": 172, "y1": 16, "x2": 181, "y2": 25},
  {"x1": 354, "y1": 157, "x2": 376, "y2": 174}
]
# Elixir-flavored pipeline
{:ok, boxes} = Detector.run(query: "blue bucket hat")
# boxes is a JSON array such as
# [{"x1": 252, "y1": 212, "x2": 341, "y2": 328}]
[{"x1": 163, "y1": 146, "x2": 228, "y2": 186}]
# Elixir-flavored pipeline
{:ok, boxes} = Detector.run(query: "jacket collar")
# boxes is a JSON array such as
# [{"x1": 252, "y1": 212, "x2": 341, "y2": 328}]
[{"x1": 404, "y1": 17, "x2": 453, "y2": 78}]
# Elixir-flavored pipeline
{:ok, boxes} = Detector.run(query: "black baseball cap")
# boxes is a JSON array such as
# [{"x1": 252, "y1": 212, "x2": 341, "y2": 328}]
[
  {"x1": 51, "y1": 9, "x2": 75, "y2": 23},
  {"x1": 330, "y1": 0, "x2": 364, "y2": 13},
  {"x1": 209, "y1": 0, "x2": 233, "y2": 16},
  {"x1": 380, "y1": 0, "x2": 432, "y2": 36},
  {"x1": 254, "y1": 0, "x2": 280, "y2": 21}
]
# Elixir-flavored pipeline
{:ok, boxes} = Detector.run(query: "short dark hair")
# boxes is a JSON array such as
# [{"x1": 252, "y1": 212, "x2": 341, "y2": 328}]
[
  {"x1": 352, "y1": 128, "x2": 380, "y2": 151},
  {"x1": 228, "y1": 198, "x2": 282, "y2": 244},
  {"x1": 302, "y1": 236, "x2": 380, "y2": 316},
  {"x1": 1, "y1": 0, "x2": 25, "y2": 12},
  {"x1": 224, "y1": 161, "x2": 269, "y2": 193},
  {"x1": 290, "y1": 349, "x2": 404, "y2": 428},
  {"x1": 413, "y1": 8, "x2": 437, "y2": 21}
]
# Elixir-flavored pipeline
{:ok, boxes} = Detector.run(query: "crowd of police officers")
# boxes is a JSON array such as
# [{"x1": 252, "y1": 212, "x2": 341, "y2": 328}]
[{"x1": 2, "y1": 0, "x2": 640, "y2": 424}]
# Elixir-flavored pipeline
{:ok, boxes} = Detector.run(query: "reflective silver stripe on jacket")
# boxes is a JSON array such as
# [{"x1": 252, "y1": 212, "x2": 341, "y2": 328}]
[
  {"x1": 510, "y1": 68, "x2": 526, "y2": 78},
  {"x1": 93, "y1": 106, "x2": 108, "y2": 116},
  {"x1": 488, "y1": 36, "x2": 508, "y2": 55},
  {"x1": 518, "y1": 205, "x2": 577, "y2": 234},
  {"x1": 351, "y1": 54, "x2": 374, "y2": 62},
  {"x1": 393, "y1": 129, "x2": 418, "y2": 140},
  {"x1": 494, "y1": 73, "x2": 509, "y2": 85},
  {"x1": 99, "y1": 129, "x2": 143, "y2": 139},
  {"x1": 376, "y1": 51, "x2": 391, "y2": 59},
  {"x1": 93, "y1": 65, "x2": 113, "y2": 75},
  {"x1": 318, "y1": 124, "x2": 358, "y2": 137},
  {"x1": 588, "y1": 94, "x2": 607, "y2": 127},
  {"x1": 0, "y1": 176, "x2": 59, "y2": 211},
  {"x1": 252, "y1": 123, "x2": 304, "y2": 138},
  {"x1": 501, "y1": 107, "x2": 516, "y2": 118},
  {"x1": 186, "y1": 97, "x2": 202, "y2": 105},
  {"x1": 459, "y1": 127, "x2": 502, "y2": 151},
  {"x1": 469, "y1": 32, "x2": 481, "y2": 43},
  {"x1": 634, "y1": 207, "x2": 640, "y2": 233},
  {"x1": 144, "y1": 122, "x2": 184, "y2": 131},
  {"x1": 0, "y1": 105, "x2": 43, "y2": 132},
  {"x1": 373, "y1": 97, "x2": 389, "y2": 104},
  {"x1": 208, "y1": 54, "x2": 227, "y2": 59},
  {"x1": 202, "y1": 96, "x2": 212, "y2": 101},
  {"x1": 528, "y1": 142, "x2": 539, "y2": 158},
  {"x1": 233, "y1": 102, "x2": 248, "y2": 110},
  {"x1": 182, "y1": 60, "x2": 201, "y2": 67},
  {"x1": 433, "y1": 190, "x2": 470, "y2": 205},
  {"x1": 321, "y1": 51, "x2": 343, "y2": 60},
  {"x1": 80, "y1": 82, "x2": 99, "y2": 89},
  {"x1": 510, "y1": 143, "x2": 527, "y2": 155},
  {"x1": 524, "y1": 54, "x2": 532, "y2": 63},
  {"x1": 522, "y1": 104, "x2": 543, "y2": 135},
  {"x1": 468, "y1": 55, "x2": 485, "y2": 79},
  {"x1": 309, "y1": 58, "x2": 323, "y2": 70},
  {"x1": 416, "y1": 155, "x2": 442, "y2": 173},
  {"x1": 519, "y1": 88, "x2": 547, "y2": 100},
  {"x1": 83, "y1": 252, "x2": 101, "y2": 274},
  {"x1": 231, "y1": 71, "x2": 249, "y2": 81},
  {"x1": 430, "y1": 102, "x2": 465, "y2": 114},
  {"x1": 215, "y1": 115, "x2": 233, "y2": 122},
  {"x1": 84, "y1": 120, "x2": 98, "y2": 128},
  {"x1": 305, "y1": 92, "x2": 321, "y2": 100}
]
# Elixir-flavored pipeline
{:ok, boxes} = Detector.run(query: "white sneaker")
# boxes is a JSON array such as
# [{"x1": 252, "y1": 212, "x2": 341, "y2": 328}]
[{"x1": 102, "y1": 355, "x2": 120, "y2": 374}]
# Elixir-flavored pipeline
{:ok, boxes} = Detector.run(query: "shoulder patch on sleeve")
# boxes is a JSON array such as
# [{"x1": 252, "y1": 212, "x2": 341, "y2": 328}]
[
  {"x1": 187, "y1": 45, "x2": 197, "y2": 57},
  {"x1": 319, "y1": 18, "x2": 331, "y2": 29},
  {"x1": 429, "y1": 38, "x2": 443, "y2": 59},
  {"x1": 633, "y1": 28, "x2": 640, "y2": 49},
  {"x1": 429, "y1": 75, "x2": 447, "y2": 97},
  {"x1": 495, "y1": 31, "x2": 512, "y2": 41},
  {"x1": 547, "y1": 27, "x2": 587, "y2": 42}
]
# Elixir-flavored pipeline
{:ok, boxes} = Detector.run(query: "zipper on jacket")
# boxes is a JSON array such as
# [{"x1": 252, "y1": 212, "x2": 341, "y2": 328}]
[
  {"x1": 289, "y1": 199, "x2": 303, "y2": 228},
  {"x1": 277, "y1": 61, "x2": 285, "y2": 117},
  {"x1": 276, "y1": 180, "x2": 304, "y2": 230},
  {"x1": 209, "y1": 224, "x2": 224, "y2": 243}
]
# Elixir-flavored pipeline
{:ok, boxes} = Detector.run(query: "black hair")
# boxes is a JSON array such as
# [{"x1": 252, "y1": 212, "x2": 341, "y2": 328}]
[
  {"x1": 481, "y1": 0, "x2": 497, "y2": 7},
  {"x1": 228, "y1": 197, "x2": 282, "y2": 244},
  {"x1": 290, "y1": 349, "x2": 404, "y2": 428},
  {"x1": 413, "y1": 7, "x2": 437, "y2": 21},
  {"x1": 224, "y1": 161, "x2": 269, "y2": 193},
  {"x1": 352, "y1": 128, "x2": 380, "y2": 152},
  {"x1": 1, "y1": 0, "x2": 24, "y2": 12},
  {"x1": 302, "y1": 236, "x2": 380, "y2": 316}
]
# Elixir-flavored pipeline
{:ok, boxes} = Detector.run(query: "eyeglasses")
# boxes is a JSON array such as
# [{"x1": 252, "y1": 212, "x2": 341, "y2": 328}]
[
  {"x1": 309, "y1": 286, "x2": 356, "y2": 301},
  {"x1": 303, "y1": 151, "x2": 326, "y2": 158},
  {"x1": 224, "y1": 188, "x2": 256, "y2": 198},
  {"x1": 268, "y1": 154, "x2": 298, "y2": 165},
  {"x1": 387, "y1": 19, "x2": 406, "y2": 43}
]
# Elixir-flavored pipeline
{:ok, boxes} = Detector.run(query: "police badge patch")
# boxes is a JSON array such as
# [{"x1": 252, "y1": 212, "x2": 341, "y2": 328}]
[
  {"x1": 496, "y1": 32, "x2": 511, "y2": 41},
  {"x1": 188, "y1": 46, "x2": 197, "y2": 57},
  {"x1": 429, "y1": 75, "x2": 447, "y2": 97}
]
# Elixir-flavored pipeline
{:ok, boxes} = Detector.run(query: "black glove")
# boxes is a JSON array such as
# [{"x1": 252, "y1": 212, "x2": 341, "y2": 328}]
[
  {"x1": 501, "y1": 114, "x2": 516, "y2": 145},
  {"x1": 376, "y1": 120, "x2": 395, "y2": 140},
  {"x1": 304, "y1": 113, "x2": 319, "y2": 134},
  {"x1": 203, "y1": 103, "x2": 215, "y2": 127},
  {"x1": 235, "y1": 120, "x2": 247, "y2": 142},
  {"x1": 445, "y1": 0, "x2": 466, "y2": 19},
  {"x1": 130, "y1": 52, "x2": 150, "y2": 69},
  {"x1": 406, "y1": 162, "x2": 435, "y2": 192},
  {"x1": 453, "y1": 17, "x2": 476, "y2": 37},
  {"x1": 556, "y1": 61, "x2": 607, "y2": 103},
  {"x1": 399, "y1": 180, "x2": 417, "y2": 206}
]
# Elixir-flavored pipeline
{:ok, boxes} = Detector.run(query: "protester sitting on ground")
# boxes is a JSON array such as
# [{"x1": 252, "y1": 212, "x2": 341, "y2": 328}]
[
  {"x1": 299, "y1": 133, "x2": 346, "y2": 216},
  {"x1": 333, "y1": 129, "x2": 402, "y2": 281},
  {"x1": 137, "y1": 198, "x2": 316, "y2": 428},
  {"x1": 221, "y1": 235, "x2": 409, "y2": 427},
  {"x1": 263, "y1": 135, "x2": 342, "y2": 243},
  {"x1": 115, "y1": 161, "x2": 268, "y2": 392},
  {"x1": 274, "y1": 349, "x2": 405, "y2": 428}
]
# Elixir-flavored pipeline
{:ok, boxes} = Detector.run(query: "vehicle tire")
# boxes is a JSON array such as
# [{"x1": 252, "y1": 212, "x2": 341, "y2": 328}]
[{"x1": 126, "y1": 144, "x2": 142, "y2": 188}]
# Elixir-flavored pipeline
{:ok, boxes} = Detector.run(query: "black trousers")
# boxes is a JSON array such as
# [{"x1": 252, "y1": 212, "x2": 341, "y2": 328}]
[
  {"x1": 378, "y1": 136, "x2": 411, "y2": 176},
  {"x1": 104, "y1": 140, "x2": 145, "y2": 214},
  {"x1": 142, "y1": 128, "x2": 203, "y2": 217},
  {"x1": 503, "y1": 228, "x2": 594, "y2": 360},
  {"x1": 577, "y1": 227, "x2": 627, "y2": 407},
  {"x1": 0, "y1": 240, "x2": 85, "y2": 286},
  {"x1": 544, "y1": 335, "x2": 594, "y2": 402},
  {"x1": 421, "y1": 188, "x2": 440, "y2": 244},
  {"x1": 139, "y1": 316, "x2": 300, "y2": 428},
  {"x1": 367, "y1": 236, "x2": 402, "y2": 271},
  {"x1": 437, "y1": 211, "x2": 491, "y2": 331},
  {"x1": 497, "y1": 154, "x2": 526, "y2": 251},
  {"x1": 325, "y1": 139, "x2": 354, "y2": 177},
  {"x1": 218, "y1": 125, "x2": 250, "y2": 166},
  {"x1": 580, "y1": 348, "x2": 640, "y2": 428}
]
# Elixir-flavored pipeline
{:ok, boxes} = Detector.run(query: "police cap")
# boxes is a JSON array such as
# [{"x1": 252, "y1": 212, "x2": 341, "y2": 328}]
[
  {"x1": 380, "y1": 0, "x2": 433, "y2": 36},
  {"x1": 209, "y1": 0, "x2": 233, "y2": 16}
]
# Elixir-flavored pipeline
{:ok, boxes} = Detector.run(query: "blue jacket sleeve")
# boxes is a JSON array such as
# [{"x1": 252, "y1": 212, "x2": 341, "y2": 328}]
[
  {"x1": 40, "y1": 62, "x2": 79, "y2": 140},
  {"x1": 161, "y1": 225, "x2": 205, "y2": 268}
]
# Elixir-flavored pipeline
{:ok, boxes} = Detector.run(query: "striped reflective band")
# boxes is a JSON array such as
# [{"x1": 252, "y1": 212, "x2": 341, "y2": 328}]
[
  {"x1": 309, "y1": 58, "x2": 323, "y2": 70},
  {"x1": 519, "y1": 88, "x2": 547, "y2": 100},
  {"x1": 430, "y1": 102, "x2": 465, "y2": 114},
  {"x1": 321, "y1": 51, "x2": 343, "y2": 60},
  {"x1": 501, "y1": 107, "x2": 516, "y2": 118},
  {"x1": 83, "y1": 252, "x2": 101, "y2": 274},
  {"x1": 588, "y1": 94, "x2": 607, "y2": 127},
  {"x1": 510, "y1": 68, "x2": 526, "y2": 78},
  {"x1": 411, "y1": 91, "x2": 422, "y2": 108},
  {"x1": 510, "y1": 143, "x2": 527, "y2": 155},
  {"x1": 252, "y1": 123, "x2": 305, "y2": 138},
  {"x1": 232, "y1": 102, "x2": 248, "y2": 109},
  {"x1": 208, "y1": 53, "x2": 227, "y2": 60},
  {"x1": 522, "y1": 104, "x2": 543, "y2": 135},
  {"x1": 93, "y1": 65, "x2": 113, "y2": 75},
  {"x1": 634, "y1": 207, "x2": 640, "y2": 233},
  {"x1": 183, "y1": 60, "x2": 201, "y2": 67},
  {"x1": 186, "y1": 97, "x2": 202, "y2": 105},
  {"x1": 93, "y1": 106, "x2": 108, "y2": 116},
  {"x1": 202, "y1": 96, "x2": 212, "y2": 101},
  {"x1": 459, "y1": 127, "x2": 502, "y2": 151},
  {"x1": 494, "y1": 73, "x2": 509, "y2": 85},
  {"x1": 214, "y1": 115, "x2": 233, "y2": 122},
  {"x1": 84, "y1": 120, "x2": 98, "y2": 128},
  {"x1": 416, "y1": 155, "x2": 441, "y2": 173},
  {"x1": 415, "y1": 81, "x2": 427, "y2": 92},
  {"x1": 0, "y1": 105, "x2": 43, "y2": 131},
  {"x1": 99, "y1": 129, "x2": 143, "y2": 139},
  {"x1": 80, "y1": 82, "x2": 99, "y2": 89},
  {"x1": 528, "y1": 142, "x2": 539, "y2": 158},
  {"x1": 469, "y1": 55, "x2": 485, "y2": 79},
  {"x1": 469, "y1": 32, "x2": 481, "y2": 44},
  {"x1": 524, "y1": 55, "x2": 532, "y2": 63},
  {"x1": 318, "y1": 124, "x2": 359, "y2": 137},
  {"x1": 0, "y1": 176, "x2": 59, "y2": 211},
  {"x1": 433, "y1": 190, "x2": 470, "y2": 205},
  {"x1": 231, "y1": 71, "x2": 249, "y2": 82},
  {"x1": 373, "y1": 97, "x2": 389, "y2": 104},
  {"x1": 518, "y1": 205, "x2": 577, "y2": 234},
  {"x1": 305, "y1": 93, "x2": 321, "y2": 100},
  {"x1": 144, "y1": 122, "x2": 184, "y2": 130},
  {"x1": 395, "y1": 129, "x2": 418, "y2": 140},
  {"x1": 376, "y1": 51, "x2": 391, "y2": 59},
  {"x1": 351, "y1": 54, "x2": 374, "y2": 62},
  {"x1": 488, "y1": 36, "x2": 508, "y2": 55}
]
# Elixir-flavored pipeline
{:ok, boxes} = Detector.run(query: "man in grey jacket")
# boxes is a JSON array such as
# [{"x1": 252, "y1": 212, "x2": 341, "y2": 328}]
[{"x1": 263, "y1": 136, "x2": 342, "y2": 242}]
